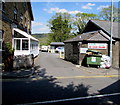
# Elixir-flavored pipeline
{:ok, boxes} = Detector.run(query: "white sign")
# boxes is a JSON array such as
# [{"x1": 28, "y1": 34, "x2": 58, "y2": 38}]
[
  {"x1": 88, "y1": 43, "x2": 107, "y2": 49},
  {"x1": 80, "y1": 48, "x2": 88, "y2": 53},
  {"x1": 91, "y1": 57, "x2": 96, "y2": 62}
]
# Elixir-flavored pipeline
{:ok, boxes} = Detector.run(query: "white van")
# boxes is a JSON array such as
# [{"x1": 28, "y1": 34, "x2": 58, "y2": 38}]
[{"x1": 41, "y1": 45, "x2": 48, "y2": 52}]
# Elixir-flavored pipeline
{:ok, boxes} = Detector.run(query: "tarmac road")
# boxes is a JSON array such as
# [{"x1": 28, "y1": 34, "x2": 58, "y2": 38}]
[
  {"x1": 2, "y1": 52, "x2": 120, "y2": 105},
  {"x1": 35, "y1": 52, "x2": 119, "y2": 94}
]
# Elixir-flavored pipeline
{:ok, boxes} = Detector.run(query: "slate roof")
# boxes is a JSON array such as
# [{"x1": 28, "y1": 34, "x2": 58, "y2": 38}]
[
  {"x1": 64, "y1": 30, "x2": 110, "y2": 43},
  {"x1": 84, "y1": 20, "x2": 119, "y2": 39},
  {"x1": 50, "y1": 42, "x2": 65, "y2": 45}
]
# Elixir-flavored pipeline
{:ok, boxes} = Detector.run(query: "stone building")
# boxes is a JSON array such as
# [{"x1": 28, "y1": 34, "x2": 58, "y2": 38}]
[
  {"x1": 0, "y1": 1, "x2": 34, "y2": 45},
  {"x1": 0, "y1": 1, "x2": 39, "y2": 70},
  {"x1": 64, "y1": 20, "x2": 120, "y2": 68}
]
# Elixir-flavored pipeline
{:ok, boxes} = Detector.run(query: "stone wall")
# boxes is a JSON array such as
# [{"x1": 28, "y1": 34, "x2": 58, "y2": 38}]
[
  {"x1": 112, "y1": 41, "x2": 120, "y2": 68},
  {"x1": 1, "y1": 2, "x2": 32, "y2": 45},
  {"x1": 65, "y1": 42, "x2": 79, "y2": 64},
  {"x1": 3, "y1": 2, "x2": 32, "y2": 31},
  {"x1": 2, "y1": 21, "x2": 12, "y2": 43},
  {"x1": 13, "y1": 55, "x2": 34, "y2": 70}
]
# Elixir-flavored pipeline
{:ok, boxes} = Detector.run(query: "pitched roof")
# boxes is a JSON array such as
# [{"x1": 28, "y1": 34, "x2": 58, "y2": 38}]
[
  {"x1": 13, "y1": 28, "x2": 39, "y2": 41},
  {"x1": 64, "y1": 30, "x2": 111, "y2": 43},
  {"x1": 83, "y1": 20, "x2": 119, "y2": 39}
]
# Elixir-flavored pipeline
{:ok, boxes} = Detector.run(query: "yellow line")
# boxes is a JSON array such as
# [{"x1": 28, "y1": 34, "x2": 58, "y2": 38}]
[{"x1": 56, "y1": 75, "x2": 120, "y2": 79}]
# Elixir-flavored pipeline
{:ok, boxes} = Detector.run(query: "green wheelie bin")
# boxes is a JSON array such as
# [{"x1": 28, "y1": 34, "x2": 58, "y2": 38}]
[{"x1": 86, "y1": 50, "x2": 102, "y2": 68}]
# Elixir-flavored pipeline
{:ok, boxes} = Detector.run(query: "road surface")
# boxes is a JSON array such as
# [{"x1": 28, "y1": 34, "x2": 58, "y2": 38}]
[{"x1": 2, "y1": 52, "x2": 120, "y2": 105}]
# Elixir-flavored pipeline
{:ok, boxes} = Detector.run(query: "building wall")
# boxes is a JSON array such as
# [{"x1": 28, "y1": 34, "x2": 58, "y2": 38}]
[
  {"x1": 1, "y1": 2, "x2": 33, "y2": 44},
  {"x1": 112, "y1": 41, "x2": 120, "y2": 68},
  {"x1": 3, "y1": 2, "x2": 32, "y2": 32},
  {"x1": 65, "y1": 41, "x2": 111, "y2": 66},
  {"x1": 2, "y1": 21, "x2": 12, "y2": 43},
  {"x1": 65, "y1": 41, "x2": 120, "y2": 68},
  {"x1": 65, "y1": 42, "x2": 79, "y2": 64},
  {"x1": 79, "y1": 41, "x2": 109, "y2": 66}
]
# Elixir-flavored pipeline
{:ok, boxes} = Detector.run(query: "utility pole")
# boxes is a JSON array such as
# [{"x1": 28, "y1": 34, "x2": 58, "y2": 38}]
[{"x1": 110, "y1": 0, "x2": 113, "y2": 66}]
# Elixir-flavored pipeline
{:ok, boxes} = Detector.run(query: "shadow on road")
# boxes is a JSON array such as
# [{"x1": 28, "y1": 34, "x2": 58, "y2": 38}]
[
  {"x1": 98, "y1": 80, "x2": 120, "y2": 105},
  {"x1": 2, "y1": 67, "x2": 120, "y2": 105},
  {"x1": 2, "y1": 67, "x2": 89, "y2": 105}
]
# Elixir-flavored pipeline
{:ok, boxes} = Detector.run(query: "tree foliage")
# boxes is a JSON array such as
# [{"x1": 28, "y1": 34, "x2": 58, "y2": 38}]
[
  {"x1": 48, "y1": 13, "x2": 72, "y2": 42},
  {"x1": 73, "y1": 13, "x2": 97, "y2": 34},
  {"x1": 99, "y1": 5, "x2": 119, "y2": 22}
]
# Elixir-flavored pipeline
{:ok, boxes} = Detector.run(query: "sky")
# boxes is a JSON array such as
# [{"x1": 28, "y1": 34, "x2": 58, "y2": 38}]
[{"x1": 31, "y1": 2, "x2": 119, "y2": 34}]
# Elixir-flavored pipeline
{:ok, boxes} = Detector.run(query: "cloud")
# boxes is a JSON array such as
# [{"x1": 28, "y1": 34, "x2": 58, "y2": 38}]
[
  {"x1": 32, "y1": 23, "x2": 50, "y2": 33},
  {"x1": 32, "y1": 21, "x2": 43, "y2": 27},
  {"x1": 97, "y1": 5, "x2": 109, "y2": 10},
  {"x1": 38, "y1": 26, "x2": 50, "y2": 32},
  {"x1": 43, "y1": 7, "x2": 81, "y2": 14},
  {"x1": 82, "y1": 3, "x2": 95, "y2": 9}
]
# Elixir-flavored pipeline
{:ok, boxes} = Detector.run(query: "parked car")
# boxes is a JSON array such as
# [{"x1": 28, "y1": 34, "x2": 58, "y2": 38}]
[
  {"x1": 40, "y1": 45, "x2": 48, "y2": 52},
  {"x1": 55, "y1": 47, "x2": 64, "y2": 53}
]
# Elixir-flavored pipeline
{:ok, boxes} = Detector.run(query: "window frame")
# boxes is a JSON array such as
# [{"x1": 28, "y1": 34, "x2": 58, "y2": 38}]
[
  {"x1": 14, "y1": 39, "x2": 20, "y2": 50},
  {"x1": 22, "y1": 39, "x2": 28, "y2": 50}
]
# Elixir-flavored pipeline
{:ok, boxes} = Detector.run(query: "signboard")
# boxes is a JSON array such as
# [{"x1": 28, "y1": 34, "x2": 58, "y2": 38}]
[
  {"x1": 91, "y1": 57, "x2": 96, "y2": 62},
  {"x1": 80, "y1": 48, "x2": 88, "y2": 53},
  {"x1": 88, "y1": 43, "x2": 107, "y2": 49}
]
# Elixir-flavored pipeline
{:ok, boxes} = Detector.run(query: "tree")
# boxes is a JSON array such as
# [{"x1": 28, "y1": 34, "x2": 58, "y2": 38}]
[
  {"x1": 48, "y1": 13, "x2": 72, "y2": 42},
  {"x1": 73, "y1": 13, "x2": 97, "y2": 34},
  {"x1": 99, "y1": 5, "x2": 119, "y2": 22}
]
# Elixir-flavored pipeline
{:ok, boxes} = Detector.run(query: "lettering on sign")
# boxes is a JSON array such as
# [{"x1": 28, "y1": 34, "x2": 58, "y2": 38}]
[{"x1": 88, "y1": 43, "x2": 107, "y2": 49}]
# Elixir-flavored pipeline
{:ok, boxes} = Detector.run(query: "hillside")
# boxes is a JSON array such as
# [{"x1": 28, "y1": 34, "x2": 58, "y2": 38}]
[
  {"x1": 32, "y1": 33, "x2": 47, "y2": 38},
  {"x1": 32, "y1": 33, "x2": 49, "y2": 46}
]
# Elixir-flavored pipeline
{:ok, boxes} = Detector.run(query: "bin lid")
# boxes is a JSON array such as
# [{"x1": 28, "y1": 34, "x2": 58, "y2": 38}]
[
  {"x1": 86, "y1": 50, "x2": 102, "y2": 54},
  {"x1": 87, "y1": 54, "x2": 102, "y2": 57}
]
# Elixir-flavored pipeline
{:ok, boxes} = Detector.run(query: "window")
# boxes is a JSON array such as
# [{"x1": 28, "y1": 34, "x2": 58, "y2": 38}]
[
  {"x1": 23, "y1": 2, "x2": 26, "y2": 8},
  {"x1": 20, "y1": 13, "x2": 23, "y2": 25},
  {"x1": 14, "y1": 7, "x2": 17, "y2": 20},
  {"x1": 0, "y1": 1, "x2": 5, "y2": 11},
  {"x1": 22, "y1": 40, "x2": 28, "y2": 50},
  {"x1": 15, "y1": 39, "x2": 20, "y2": 50}
]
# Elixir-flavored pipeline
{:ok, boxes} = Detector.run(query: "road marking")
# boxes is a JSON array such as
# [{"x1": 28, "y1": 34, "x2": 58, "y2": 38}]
[{"x1": 56, "y1": 75, "x2": 120, "y2": 79}]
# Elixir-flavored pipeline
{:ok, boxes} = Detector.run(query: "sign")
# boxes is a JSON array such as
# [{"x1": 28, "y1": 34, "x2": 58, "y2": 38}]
[
  {"x1": 80, "y1": 48, "x2": 88, "y2": 53},
  {"x1": 91, "y1": 57, "x2": 96, "y2": 62},
  {"x1": 88, "y1": 43, "x2": 107, "y2": 49}
]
